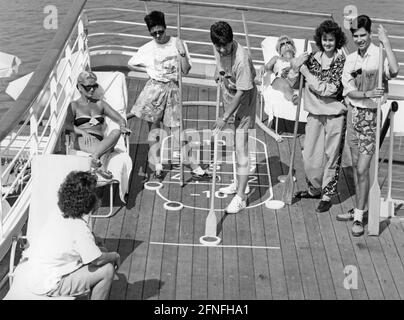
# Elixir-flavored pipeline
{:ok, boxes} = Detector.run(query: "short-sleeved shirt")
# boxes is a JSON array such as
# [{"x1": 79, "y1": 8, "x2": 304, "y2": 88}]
[
  {"x1": 128, "y1": 36, "x2": 192, "y2": 83},
  {"x1": 214, "y1": 41, "x2": 257, "y2": 120},
  {"x1": 342, "y1": 42, "x2": 390, "y2": 109},
  {"x1": 24, "y1": 214, "x2": 102, "y2": 295}
]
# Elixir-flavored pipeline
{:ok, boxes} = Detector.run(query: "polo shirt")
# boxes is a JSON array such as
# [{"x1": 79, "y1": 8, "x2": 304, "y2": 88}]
[{"x1": 342, "y1": 42, "x2": 390, "y2": 109}]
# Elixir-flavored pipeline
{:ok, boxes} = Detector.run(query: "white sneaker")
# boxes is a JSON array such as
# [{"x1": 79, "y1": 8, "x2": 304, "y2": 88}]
[
  {"x1": 219, "y1": 181, "x2": 250, "y2": 195},
  {"x1": 225, "y1": 194, "x2": 247, "y2": 214}
]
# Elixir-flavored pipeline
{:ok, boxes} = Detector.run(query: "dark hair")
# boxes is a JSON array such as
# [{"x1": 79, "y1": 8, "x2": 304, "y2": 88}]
[
  {"x1": 210, "y1": 21, "x2": 233, "y2": 46},
  {"x1": 144, "y1": 11, "x2": 166, "y2": 31},
  {"x1": 314, "y1": 20, "x2": 347, "y2": 51},
  {"x1": 350, "y1": 15, "x2": 372, "y2": 34},
  {"x1": 57, "y1": 171, "x2": 98, "y2": 219}
]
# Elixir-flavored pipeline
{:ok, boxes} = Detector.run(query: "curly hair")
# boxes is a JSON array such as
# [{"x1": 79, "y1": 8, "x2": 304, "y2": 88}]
[
  {"x1": 210, "y1": 21, "x2": 233, "y2": 46},
  {"x1": 313, "y1": 20, "x2": 347, "y2": 51},
  {"x1": 57, "y1": 171, "x2": 98, "y2": 219}
]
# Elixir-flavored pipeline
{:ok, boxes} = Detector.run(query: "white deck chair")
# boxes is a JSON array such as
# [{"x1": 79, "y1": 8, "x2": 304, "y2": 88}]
[
  {"x1": 260, "y1": 36, "x2": 312, "y2": 137},
  {"x1": 66, "y1": 71, "x2": 132, "y2": 218},
  {"x1": 3, "y1": 154, "x2": 92, "y2": 300}
]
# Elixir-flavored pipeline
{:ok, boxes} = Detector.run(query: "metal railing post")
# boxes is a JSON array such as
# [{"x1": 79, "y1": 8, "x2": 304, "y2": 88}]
[
  {"x1": 64, "y1": 43, "x2": 73, "y2": 111},
  {"x1": 240, "y1": 10, "x2": 251, "y2": 56},
  {"x1": 29, "y1": 108, "x2": 39, "y2": 157},
  {"x1": 177, "y1": 3, "x2": 184, "y2": 187}
]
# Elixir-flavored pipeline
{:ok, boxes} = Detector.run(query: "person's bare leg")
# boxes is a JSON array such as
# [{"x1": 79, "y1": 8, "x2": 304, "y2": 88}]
[
  {"x1": 148, "y1": 121, "x2": 162, "y2": 172},
  {"x1": 87, "y1": 263, "x2": 115, "y2": 300},
  {"x1": 236, "y1": 129, "x2": 249, "y2": 200},
  {"x1": 355, "y1": 153, "x2": 373, "y2": 211},
  {"x1": 271, "y1": 77, "x2": 294, "y2": 101},
  {"x1": 92, "y1": 129, "x2": 121, "y2": 160},
  {"x1": 350, "y1": 147, "x2": 360, "y2": 207}
]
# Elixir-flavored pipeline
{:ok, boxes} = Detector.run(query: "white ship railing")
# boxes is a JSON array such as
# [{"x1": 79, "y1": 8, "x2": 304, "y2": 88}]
[{"x1": 0, "y1": 0, "x2": 89, "y2": 263}]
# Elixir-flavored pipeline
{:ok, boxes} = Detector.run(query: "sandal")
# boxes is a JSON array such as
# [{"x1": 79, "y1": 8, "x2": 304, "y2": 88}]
[
  {"x1": 152, "y1": 170, "x2": 164, "y2": 181},
  {"x1": 93, "y1": 167, "x2": 113, "y2": 180},
  {"x1": 294, "y1": 190, "x2": 321, "y2": 199},
  {"x1": 191, "y1": 169, "x2": 212, "y2": 181}
]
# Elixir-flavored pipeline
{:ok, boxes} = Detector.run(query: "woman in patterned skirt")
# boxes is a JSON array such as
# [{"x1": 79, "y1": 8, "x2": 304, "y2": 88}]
[{"x1": 127, "y1": 11, "x2": 211, "y2": 181}]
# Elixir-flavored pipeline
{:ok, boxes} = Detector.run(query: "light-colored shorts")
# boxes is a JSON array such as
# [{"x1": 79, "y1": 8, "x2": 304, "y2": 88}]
[
  {"x1": 130, "y1": 78, "x2": 180, "y2": 128},
  {"x1": 223, "y1": 85, "x2": 257, "y2": 131},
  {"x1": 47, "y1": 265, "x2": 93, "y2": 297}
]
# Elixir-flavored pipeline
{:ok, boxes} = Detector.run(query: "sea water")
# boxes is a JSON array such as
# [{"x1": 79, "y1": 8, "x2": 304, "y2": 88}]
[{"x1": 0, "y1": 0, "x2": 403, "y2": 111}]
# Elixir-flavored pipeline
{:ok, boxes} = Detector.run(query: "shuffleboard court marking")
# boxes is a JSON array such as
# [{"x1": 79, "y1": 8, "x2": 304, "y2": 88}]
[
  {"x1": 150, "y1": 133, "x2": 274, "y2": 212},
  {"x1": 161, "y1": 180, "x2": 271, "y2": 188},
  {"x1": 149, "y1": 241, "x2": 280, "y2": 250}
]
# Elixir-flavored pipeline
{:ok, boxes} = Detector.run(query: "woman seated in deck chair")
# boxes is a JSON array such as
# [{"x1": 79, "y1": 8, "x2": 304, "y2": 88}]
[
  {"x1": 66, "y1": 71, "x2": 131, "y2": 179},
  {"x1": 126, "y1": 10, "x2": 211, "y2": 181},
  {"x1": 258, "y1": 35, "x2": 308, "y2": 104},
  {"x1": 22, "y1": 171, "x2": 120, "y2": 300}
]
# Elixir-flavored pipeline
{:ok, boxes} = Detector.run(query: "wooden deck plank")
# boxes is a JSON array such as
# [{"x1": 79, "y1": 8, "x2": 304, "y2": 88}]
[
  {"x1": 274, "y1": 135, "x2": 307, "y2": 299},
  {"x1": 274, "y1": 134, "x2": 319, "y2": 300},
  {"x1": 249, "y1": 125, "x2": 274, "y2": 299},
  {"x1": 329, "y1": 165, "x2": 369, "y2": 299},
  {"x1": 109, "y1": 77, "x2": 146, "y2": 299},
  {"x1": 262, "y1": 133, "x2": 289, "y2": 300},
  {"x1": 139, "y1": 189, "x2": 166, "y2": 300},
  {"x1": 295, "y1": 135, "x2": 351, "y2": 300},
  {"x1": 126, "y1": 149, "x2": 156, "y2": 299},
  {"x1": 206, "y1": 86, "x2": 225, "y2": 300},
  {"x1": 341, "y1": 167, "x2": 385, "y2": 299},
  {"x1": 290, "y1": 135, "x2": 336, "y2": 299},
  {"x1": 158, "y1": 184, "x2": 182, "y2": 299},
  {"x1": 174, "y1": 85, "x2": 198, "y2": 300},
  {"x1": 231, "y1": 108, "x2": 257, "y2": 300},
  {"x1": 377, "y1": 225, "x2": 404, "y2": 299},
  {"x1": 124, "y1": 109, "x2": 161, "y2": 299},
  {"x1": 362, "y1": 235, "x2": 400, "y2": 299},
  {"x1": 387, "y1": 221, "x2": 404, "y2": 298},
  {"x1": 191, "y1": 86, "x2": 210, "y2": 300},
  {"x1": 158, "y1": 85, "x2": 195, "y2": 300}
]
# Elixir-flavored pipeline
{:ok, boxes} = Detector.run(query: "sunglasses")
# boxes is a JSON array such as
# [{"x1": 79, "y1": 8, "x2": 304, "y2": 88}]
[
  {"x1": 81, "y1": 83, "x2": 99, "y2": 92},
  {"x1": 351, "y1": 68, "x2": 362, "y2": 78},
  {"x1": 150, "y1": 30, "x2": 165, "y2": 38},
  {"x1": 280, "y1": 41, "x2": 293, "y2": 49}
]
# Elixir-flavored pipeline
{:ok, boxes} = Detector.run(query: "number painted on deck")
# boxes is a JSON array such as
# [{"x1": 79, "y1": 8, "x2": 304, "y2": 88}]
[{"x1": 202, "y1": 190, "x2": 228, "y2": 199}]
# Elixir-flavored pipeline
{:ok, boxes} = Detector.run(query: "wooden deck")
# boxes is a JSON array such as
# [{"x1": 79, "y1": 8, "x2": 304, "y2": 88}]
[
  {"x1": 1, "y1": 74, "x2": 404, "y2": 300},
  {"x1": 89, "y1": 75, "x2": 404, "y2": 300}
]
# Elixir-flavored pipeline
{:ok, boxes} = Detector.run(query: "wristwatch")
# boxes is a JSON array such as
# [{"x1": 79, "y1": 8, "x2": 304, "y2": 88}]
[{"x1": 179, "y1": 51, "x2": 186, "y2": 57}]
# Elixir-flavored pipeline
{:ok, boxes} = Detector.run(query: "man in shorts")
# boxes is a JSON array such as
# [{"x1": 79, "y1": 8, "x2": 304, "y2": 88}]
[
  {"x1": 211, "y1": 21, "x2": 257, "y2": 214},
  {"x1": 339, "y1": 15, "x2": 399, "y2": 236}
]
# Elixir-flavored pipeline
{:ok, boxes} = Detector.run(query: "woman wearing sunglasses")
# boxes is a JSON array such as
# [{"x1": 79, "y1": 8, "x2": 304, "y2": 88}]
[
  {"x1": 66, "y1": 71, "x2": 131, "y2": 179},
  {"x1": 259, "y1": 35, "x2": 307, "y2": 103},
  {"x1": 127, "y1": 10, "x2": 211, "y2": 181},
  {"x1": 294, "y1": 20, "x2": 348, "y2": 213}
]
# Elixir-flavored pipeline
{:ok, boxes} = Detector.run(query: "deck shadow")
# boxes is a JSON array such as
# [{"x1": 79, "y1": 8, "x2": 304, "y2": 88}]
[{"x1": 379, "y1": 218, "x2": 391, "y2": 235}]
